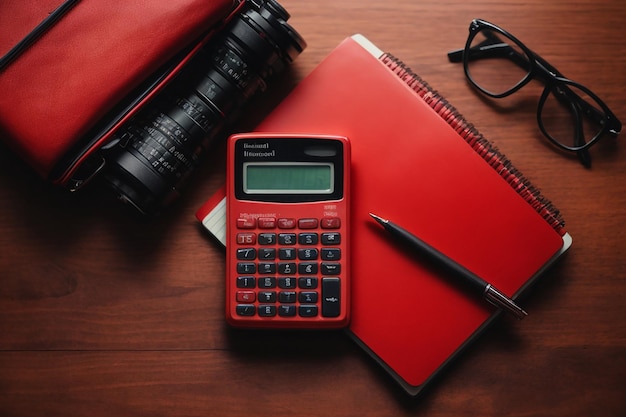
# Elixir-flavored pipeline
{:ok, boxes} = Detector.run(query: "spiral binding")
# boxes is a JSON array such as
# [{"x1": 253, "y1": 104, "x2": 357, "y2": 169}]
[{"x1": 380, "y1": 53, "x2": 566, "y2": 235}]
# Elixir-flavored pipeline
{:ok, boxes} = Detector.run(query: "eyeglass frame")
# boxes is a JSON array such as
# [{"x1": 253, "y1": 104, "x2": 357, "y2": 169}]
[{"x1": 447, "y1": 18, "x2": 622, "y2": 168}]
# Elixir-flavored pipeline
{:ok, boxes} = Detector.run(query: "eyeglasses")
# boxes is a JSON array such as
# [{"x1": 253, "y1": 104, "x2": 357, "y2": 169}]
[{"x1": 447, "y1": 19, "x2": 621, "y2": 168}]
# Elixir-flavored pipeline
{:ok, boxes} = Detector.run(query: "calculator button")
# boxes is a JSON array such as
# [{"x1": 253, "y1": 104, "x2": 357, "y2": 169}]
[
  {"x1": 237, "y1": 218, "x2": 256, "y2": 229},
  {"x1": 322, "y1": 278, "x2": 341, "y2": 317},
  {"x1": 321, "y1": 217, "x2": 341, "y2": 229},
  {"x1": 236, "y1": 248, "x2": 257, "y2": 260},
  {"x1": 298, "y1": 262, "x2": 318, "y2": 275},
  {"x1": 321, "y1": 248, "x2": 341, "y2": 260},
  {"x1": 298, "y1": 277, "x2": 318, "y2": 289},
  {"x1": 257, "y1": 217, "x2": 276, "y2": 229},
  {"x1": 258, "y1": 233, "x2": 276, "y2": 245},
  {"x1": 279, "y1": 291, "x2": 297, "y2": 303},
  {"x1": 279, "y1": 233, "x2": 297, "y2": 245},
  {"x1": 278, "y1": 262, "x2": 296, "y2": 275},
  {"x1": 299, "y1": 305, "x2": 318, "y2": 317},
  {"x1": 237, "y1": 263, "x2": 256, "y2": 274},
  {"x1": 258, "y1": 305, "x2": 277, "y2": 317},
  {"x1": 236, "y1": 304, "x2": 256, "y2": 316},
  {"x1": 321, "y1": 263, "x2": 341, "y2": 275},
  {"x1": 278, "y1": 277, "x2": 297, "y2": 289},
  {"x1": 258, "y1": 291, "x2": 277, "y2": 303},
  {"x1": 236, "y1": 276, "x2": 255, "y2": 288},
  {"x1": 259, "y1": 248, "x2": 276, "y2": 260},
  {"x1": 298, "y1": 218, "x2": 318, "y2": 229},
  {"x1": 236, "y1": 233, "x2": 256, "y2": 245},
  {"x1": 258, "y1": 277, "x2": 277, "y2": 289},
  {"x1": 278, "y1": 305, "x2": 297, "y2": 317},
  {"x1": 236, "y1": 291, "x2": 256, "y2": 303},
  {"x1": 298, "y1": 248, "x2": 319, "y2": 260},
  {"x1": 278, "y1": 218, "x2": 297, "y2": 229},
  {"x1": 298, "y1": 233, "x2": 318, "y2": 245},
  {"x1": 299, "y1": 291, "x2": 318, "y2": 303},
  {"x1": 278, "y1": 248, "x2": 296, "y2": 260},
  {"x1": 258, "y1": 263, "x2": 276, "y2": 274},
  {"x1": 321, "y1": 232, "x2": 340, "y2": 245}
]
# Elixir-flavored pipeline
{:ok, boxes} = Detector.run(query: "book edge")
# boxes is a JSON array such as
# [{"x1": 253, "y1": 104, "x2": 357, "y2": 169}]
[{"x1": 347, "y1": 232, "x2": 572, "y2": 396}]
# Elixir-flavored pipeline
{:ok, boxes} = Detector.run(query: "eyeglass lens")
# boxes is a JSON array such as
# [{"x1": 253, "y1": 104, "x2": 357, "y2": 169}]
[
  {"x1": 466, "y1": 28, "x2": 532, "y2": 97},
  {"x1": 539, "y1": 83, "x2": 607, "y2": 151}
]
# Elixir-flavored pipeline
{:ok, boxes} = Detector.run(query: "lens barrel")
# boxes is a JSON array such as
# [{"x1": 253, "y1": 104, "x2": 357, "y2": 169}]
[{"x1": 103, "y1": 0, "x2": 306, "y2": 214}]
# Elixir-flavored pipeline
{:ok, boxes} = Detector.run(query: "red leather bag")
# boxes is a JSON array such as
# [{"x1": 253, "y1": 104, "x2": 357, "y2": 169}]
[{"x1": 0, "y1": 0, "x2": 239, "y2": 188}]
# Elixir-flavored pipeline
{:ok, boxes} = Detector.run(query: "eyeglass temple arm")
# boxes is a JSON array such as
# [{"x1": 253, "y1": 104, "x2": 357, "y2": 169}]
[
  {"x1": 447, "y1": 37, "x2": 530, "y2": 69},
  {"x1": 561, "y1": 92, "x2": 593, "y2": 167},
  {"x1": 448, "y1": 29, "x2": 503, "y2": 62}
]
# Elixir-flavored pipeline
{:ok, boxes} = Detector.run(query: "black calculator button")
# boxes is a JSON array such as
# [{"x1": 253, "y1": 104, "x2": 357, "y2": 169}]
[
  {"x1": 236, "y1": 276, "x2": 256, "y2": 288},
  {"x1": 321, "y1": 263, "x2": 341, "y2": 275},
  {"x1": 258, "y1": 277, "x2": 276, "y2": 289},
  {"x1": 258, "y1": 248, "x2": 276, "y2": 260},
  {"x1": 278, "y1": 305, "x2": 297, "y2": 317},
  {"x1": 258, "y1": 233, "x2": 276, "y2": 245},
  {"x1": 299, "y1": 291, "x2": 318, "y2": 303},
  {"x1": 258, "y1": 305, "x2": 277, "y2": 317},
  {"x1": 237, "y1": 263, "x2": 256, "y2": 274},
  {"x1": 298, "y1": 305, "x2": 318, "y2": 317},
  {"x1": 278, "y1": 277, "x2": 297, "y2": 289},
  {"x1": 298, "y1": 248, "x2": 319, "y2": 260},
  {"x1": 278, "y1": 248, "x2": 296, "y2": 260},
  {"x1": 298, "y1": 262, "x2": 318, "y2": 275},
  {"x1": 321, "y1": 232, "x2": 341, "y2": 245},
  {"x1": 278, "y1": 262, "x2": 296, "y2": 275},
  {"x1": 236, "y1": 248, "x2": 257, "y2": 260},
  {"x1": 258, "y1": 262, "x2": 276, "y2": 274},
  {"x1": 298, "y1": 277, "x2": 318, "y2": 289},
  {"x1": 298, "y1": 233, "x2": 318, "y2": 245},
  {"x1": 279, "y1": 291, "x2": 297, "y2": 303},
  {"x1": 236, "y1": 304, "x2": 256, "y2": 316},
  {"x1": 321, "y1": 248, "x2": 341, "y2": 260},
  {"x1": 322, "y1": 278, "x2": 341, "y2": 317},
  {"x1": 279, "y1": 233, "x2": 297, "y2": 245},
  {"x1": 258, "y1": 291, "x2": 277, "y2": 303}
]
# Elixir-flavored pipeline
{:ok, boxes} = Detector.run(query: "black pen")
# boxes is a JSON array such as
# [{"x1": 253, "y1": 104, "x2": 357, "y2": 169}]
[{"x1": 369, "y1": 213, "x2": 528, "y2": 319}]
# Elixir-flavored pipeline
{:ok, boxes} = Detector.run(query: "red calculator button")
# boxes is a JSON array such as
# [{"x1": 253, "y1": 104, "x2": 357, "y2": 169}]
[
  {"x1": 258, "y1": 217, "x2": 276, "y2": 229},
  {"x1": 278, "y1": 218, "x2": 297, "y2": 229},
  {"x1": 236, "y1": 291, "x2": 256, "y2": 303},
  {"x1": 236, "y1": 233, "x2": 257, "y2": 245},
  {"x1": 298, "y1": 218, "x2": 318, "y2": 229},
  {"x1": 321, "y1": 217, "x2": 341, "y2": 229},
  {"x1": 237, "y1": 218, "x2": 256, "y2": 229}
]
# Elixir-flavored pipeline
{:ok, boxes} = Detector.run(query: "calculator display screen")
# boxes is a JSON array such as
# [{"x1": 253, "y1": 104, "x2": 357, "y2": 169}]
[{"x1": 243, "y1": 163, "x2": 334, "y2": 194}]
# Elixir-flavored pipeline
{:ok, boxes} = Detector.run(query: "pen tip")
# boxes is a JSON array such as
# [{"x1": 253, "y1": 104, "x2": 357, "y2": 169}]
[{"x1": 369, "y1": 213, "x2": 387, "y2": 225}]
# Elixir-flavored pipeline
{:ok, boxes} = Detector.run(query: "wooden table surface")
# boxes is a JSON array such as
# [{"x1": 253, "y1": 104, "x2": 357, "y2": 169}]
[{"x1": 1, "y1": 0, "x2": 625, "y2": 416}]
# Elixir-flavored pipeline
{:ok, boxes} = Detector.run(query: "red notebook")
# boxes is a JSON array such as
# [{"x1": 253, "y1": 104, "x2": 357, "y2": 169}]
[{"x1": 197, "y1": 35, "x2": 571, "y2": 395}]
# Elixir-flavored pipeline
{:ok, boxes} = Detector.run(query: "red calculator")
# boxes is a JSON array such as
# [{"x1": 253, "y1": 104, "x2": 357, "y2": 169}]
[{"x1": 226, "y1": 133, "x2": 350, "y2": 328}]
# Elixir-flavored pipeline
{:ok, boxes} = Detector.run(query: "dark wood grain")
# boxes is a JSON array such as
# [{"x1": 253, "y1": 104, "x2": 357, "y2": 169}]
[{"x1": 1, "y1": 0, "x2": 625, "y2": 416}]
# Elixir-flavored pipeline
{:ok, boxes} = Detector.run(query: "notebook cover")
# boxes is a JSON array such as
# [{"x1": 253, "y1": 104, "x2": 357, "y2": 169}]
[{"x1": 197, "y1": 35, "x2": 571, "y2": 395}]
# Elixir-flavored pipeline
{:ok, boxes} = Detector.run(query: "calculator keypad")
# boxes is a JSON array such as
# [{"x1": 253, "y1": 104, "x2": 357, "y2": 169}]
[{"x1": 234, "y1": 216, "x2": 342, "y2": 320}]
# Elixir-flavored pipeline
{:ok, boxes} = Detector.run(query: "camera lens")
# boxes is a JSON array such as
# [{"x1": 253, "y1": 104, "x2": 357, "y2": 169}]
[{"x1": 102, "y1": 0, "x2": 306, "y2": 215}]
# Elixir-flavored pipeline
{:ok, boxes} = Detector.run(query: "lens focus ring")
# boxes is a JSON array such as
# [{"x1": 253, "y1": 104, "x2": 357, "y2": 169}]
[{"x1": 103, "y1": 0, "x2": 306, "y2": 215}]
